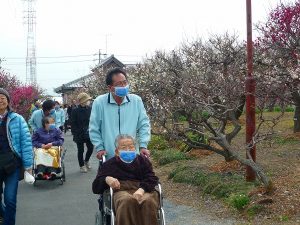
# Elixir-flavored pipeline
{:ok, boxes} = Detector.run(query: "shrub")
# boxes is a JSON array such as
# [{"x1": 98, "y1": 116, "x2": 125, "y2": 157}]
[
  {"x1": 148, "y1": 135, "x2": 169, "y2": 151},
  {"x1": 153, "y1": 148, "x2": 191, "y2": 165},
  {"x1": 228, "y1": 193, "x2": 250, "y2": 210}
]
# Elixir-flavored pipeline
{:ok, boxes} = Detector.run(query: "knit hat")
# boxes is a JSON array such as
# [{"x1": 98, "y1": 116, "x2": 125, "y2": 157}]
[
  {"x1": 0, "y1": 88, "x2": 10, "y2": 103},
  {"x1": 77, "y1": 92, "x2": 91, "y2": 104}
]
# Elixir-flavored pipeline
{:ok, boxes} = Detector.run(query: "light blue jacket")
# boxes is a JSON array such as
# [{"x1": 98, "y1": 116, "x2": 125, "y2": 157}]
[
  {"x1": 55, "y1": 108, "x2": 65, "y2": 127},
  {"x1": 7, "y1": 111, "x2": 33, "y2": 170},
  {"x1": 28, "y1": 109, "x2": 57, "y2": 132},
  {"x1": 89, "y1": 93, "x2": 151, "y2": 159}
]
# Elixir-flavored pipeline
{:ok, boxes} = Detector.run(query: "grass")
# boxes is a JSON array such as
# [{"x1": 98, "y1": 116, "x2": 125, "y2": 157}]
[
  {"x1": 152, "y1": 148, "x2": 192, "y2": 165},
  {"x1": 273, "y1": 135, "x2": 299, "y2": 145},
  {"x1": 246, "y1": 205, "x2": 264, "y2": 218},
  {"x1": 279, "y1": 215, "x2": 290, "y2": 222}
]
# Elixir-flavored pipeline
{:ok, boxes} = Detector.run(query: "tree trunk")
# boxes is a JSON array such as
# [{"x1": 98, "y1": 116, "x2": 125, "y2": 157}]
[
  {"x1": 294, "y1": 102, "x2": 300, "y2": 133},
  {"x1": 291, "y1": 90, "x2": 300, "y2": 133}
]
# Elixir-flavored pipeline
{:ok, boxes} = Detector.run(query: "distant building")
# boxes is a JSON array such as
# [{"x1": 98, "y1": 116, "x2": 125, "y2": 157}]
[{"x1": 54, "y1": 55, "x2": 125, "y2": 103}]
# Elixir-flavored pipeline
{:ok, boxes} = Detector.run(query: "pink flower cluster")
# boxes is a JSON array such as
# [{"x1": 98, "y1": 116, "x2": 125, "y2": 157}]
[{"x1": 0, "y1": 69, "x2": 41, "y2": 120}]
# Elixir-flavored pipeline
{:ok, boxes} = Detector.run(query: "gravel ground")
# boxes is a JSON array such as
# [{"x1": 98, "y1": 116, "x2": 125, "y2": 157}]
[{"x1": 164, "y1": 199, "x2": 237, "y2": 225}]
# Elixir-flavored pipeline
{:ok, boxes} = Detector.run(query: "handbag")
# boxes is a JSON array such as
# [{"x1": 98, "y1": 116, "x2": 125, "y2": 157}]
[{"x1": 0, "y1": 151, "x2": 23, "y2": 180}]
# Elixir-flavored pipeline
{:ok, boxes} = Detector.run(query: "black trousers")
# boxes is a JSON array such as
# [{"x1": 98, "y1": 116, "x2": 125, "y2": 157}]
[
  {"x1": 76, "y1": 139, "x2": 93, "y2": 167},
  {"x1": 64, "y1": 120, "x2": 69, "y2": 133}
]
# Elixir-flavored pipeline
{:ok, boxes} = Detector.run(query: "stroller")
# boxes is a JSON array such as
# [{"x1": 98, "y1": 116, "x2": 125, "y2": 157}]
[
  {"x1": 32, "y1": 146, "x2": 67, "y2": 185},
  {"x1": 95, "y1": 156, "x2": 166, "y2": 225}
]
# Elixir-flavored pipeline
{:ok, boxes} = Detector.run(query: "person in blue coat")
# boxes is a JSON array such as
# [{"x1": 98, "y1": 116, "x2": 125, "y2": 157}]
[
  {"x1": 54, "y1": 101, "x2": 65, "y2": 131},
  {"x1": 89, "y1": 67, "x2": 151, "y2": 160},
  {"x1": 0, "y1": 88, "x2": 33, "y2": 225}
]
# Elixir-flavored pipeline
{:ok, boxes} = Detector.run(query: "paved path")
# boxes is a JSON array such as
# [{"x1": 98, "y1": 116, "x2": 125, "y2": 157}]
[{"x1": 16, "y1": 133, "x2": 237, "y2": 225}]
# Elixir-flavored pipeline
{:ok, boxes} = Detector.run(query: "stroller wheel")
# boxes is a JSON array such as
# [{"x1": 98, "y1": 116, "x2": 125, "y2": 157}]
[{"x1": 60, "y1": 178, "x2": 64, "y2": 185}]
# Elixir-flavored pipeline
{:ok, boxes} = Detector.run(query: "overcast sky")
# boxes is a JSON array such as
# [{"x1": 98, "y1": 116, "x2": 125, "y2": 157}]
[{"x1": 0, "y1": 0, "x2": 285, "y2": 95}]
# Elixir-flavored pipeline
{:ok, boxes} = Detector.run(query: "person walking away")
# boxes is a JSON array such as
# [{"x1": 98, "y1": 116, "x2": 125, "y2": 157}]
[
  {"x1": 0, "y1": 88, "x2": 33, "y2": 225},
  {"x1": 89, "y1": 67, "x2": 151, "y2": 160},
  {"x1": 71, "y1": 93, "x2": 93, "y2": 173},
  {"x1": 28, "y1": 99, "x2": 57, "y2": 133},
  {"x1": 67, "y1": 100, "x2": 77, "y2": 134},
  {"x1": 54, "y1": 101, "x2": 65, "y2": 132},
  {"x1": 63, "y1": 104, "x2": 69, "y2": 133}
]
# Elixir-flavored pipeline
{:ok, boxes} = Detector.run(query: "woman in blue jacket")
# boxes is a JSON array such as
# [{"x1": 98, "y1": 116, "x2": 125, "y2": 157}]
[{"x1": 0, "y1": 88, "x2": 33, "y2": 225}]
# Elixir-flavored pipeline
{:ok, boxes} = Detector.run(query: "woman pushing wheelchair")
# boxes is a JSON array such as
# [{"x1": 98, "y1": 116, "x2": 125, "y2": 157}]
[{"x1": 92, "y1": 134, "x2": 159, "y2": 225}]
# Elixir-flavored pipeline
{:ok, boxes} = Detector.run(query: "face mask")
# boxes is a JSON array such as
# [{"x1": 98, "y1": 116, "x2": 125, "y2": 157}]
[
  {"x1": 55, "y1": 106, "x2": 60, "y2": 110},
  {"x1": 114, "y1": 85, "x2": 129, "y2": 97},
  {"x1": 50, "y1": 109, "x2": 55, "y2": 115},
  {"x1": 119, "y1": 150, "x2": 136, "y2": 163},
  {"x1": 49, "y1": 124, "x2": 56, "y2": 130}
]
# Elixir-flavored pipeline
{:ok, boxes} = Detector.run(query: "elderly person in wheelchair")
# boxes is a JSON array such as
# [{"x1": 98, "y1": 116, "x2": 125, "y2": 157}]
[
  {"x1": 92, "y1": 134, "x2": 159, "y2": 225},
  {"x1": 32, "y1": 116, "x2": 64, "y2": 180}
]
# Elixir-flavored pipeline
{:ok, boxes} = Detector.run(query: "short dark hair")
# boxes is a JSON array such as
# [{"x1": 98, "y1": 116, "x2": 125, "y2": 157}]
[
  {"x1": 42, "y1": 99, "x2": 55, "y2": 111},
  {"x1": 41, "y1": 116, "x2": 51, "y2": 128},
  {"x1": 55, "y1": 101, "x2": 60, "y2": 105},
  {"x1": 105, "y1": 67, "x2": 127, "y2": 86}
]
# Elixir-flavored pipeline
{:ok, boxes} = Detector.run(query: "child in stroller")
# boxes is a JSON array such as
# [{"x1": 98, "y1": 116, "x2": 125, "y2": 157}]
[{"x1": 32, "y1": 116, "x2": 64, "y2": 180}]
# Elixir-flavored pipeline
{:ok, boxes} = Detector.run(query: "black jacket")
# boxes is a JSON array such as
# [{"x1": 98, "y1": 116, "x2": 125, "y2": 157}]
[
  {"x1": 71, "y1": 105, "x2": 91, "y2": 143},
  {"x1": 92, "y1": 155, "x2": 159, "y2": 194}
]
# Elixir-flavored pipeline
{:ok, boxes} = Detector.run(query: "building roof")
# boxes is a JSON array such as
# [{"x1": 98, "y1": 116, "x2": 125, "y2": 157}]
[{"x1": 54, "y1": 55, "x2": 125, "y2": 93}]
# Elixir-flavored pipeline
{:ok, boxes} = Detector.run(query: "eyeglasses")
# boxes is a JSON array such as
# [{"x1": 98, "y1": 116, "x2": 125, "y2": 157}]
[{"x1": 113, "y1": 80, "x2": 128, "y2": 87}]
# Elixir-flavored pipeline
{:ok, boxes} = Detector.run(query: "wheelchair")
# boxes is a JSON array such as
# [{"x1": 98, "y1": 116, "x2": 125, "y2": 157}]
[
  {"x1": 95, "y1": 156, "x2": 166, "y2": 225},
  {"x1": 32, "y1": 146, "x2": 67, "y2": 185}
]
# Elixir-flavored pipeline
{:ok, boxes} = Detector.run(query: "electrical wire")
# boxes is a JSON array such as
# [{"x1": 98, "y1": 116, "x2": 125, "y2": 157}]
[
  {"x1": 4, "y1": 53, "x2": 97, "y2": 60},
  {"x1": 2, "y1": 59, "x2": 97, "y2": 65}
]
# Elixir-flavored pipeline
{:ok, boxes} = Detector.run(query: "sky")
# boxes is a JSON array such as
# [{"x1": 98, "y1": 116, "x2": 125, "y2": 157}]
[{"x1": 0, "y1": 0, "x2": 286, "y2": 96}]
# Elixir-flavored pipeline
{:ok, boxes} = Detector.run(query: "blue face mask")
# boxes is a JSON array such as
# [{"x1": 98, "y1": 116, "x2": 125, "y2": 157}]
[
  {"x1": 114, "y1": 85, "x2": 129, "y2": 97},
  {"x1": 119, "y1": 150, "x2": 136, "y2": 163},
  {"x1": 49, "y1": 124, "x2": 56, "y2": 130},
  {"x1": 55, "y1": 106, "x2": 60, "y2": 110},
  {"x1": 50, "y1": 109, "x2": 55, "y2": 115}
]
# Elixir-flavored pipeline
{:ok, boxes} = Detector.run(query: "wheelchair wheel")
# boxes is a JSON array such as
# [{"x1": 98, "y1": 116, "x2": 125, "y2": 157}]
[
  {"x1": 158, "y1": 208, "x2": 166, "y2": 225},
  {"x1": 95, "y1": 211, "x2": 103, "y2": 225},
  {"x1": 62, "y1": 162, "x2": 66, "y2": 182}
]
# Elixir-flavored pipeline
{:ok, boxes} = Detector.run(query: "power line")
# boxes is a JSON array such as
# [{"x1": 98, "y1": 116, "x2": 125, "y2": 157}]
[
  {"x1": 3, "y1": 59, "x2": 97, "y2": 65},
  {"x1": 4, "y1": 53, "x2": 97, "y2": 60},
  {"x1": 2, "y1": 53, "x2": 144, "y2": 60}
]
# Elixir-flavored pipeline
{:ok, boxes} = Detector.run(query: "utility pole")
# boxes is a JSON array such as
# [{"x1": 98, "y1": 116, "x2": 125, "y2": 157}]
[
  {"x1": 245, "y1": 0, "x2": 256, "y2": 181},
  {"x1": 105, "y1": 33, "x2": 111, "y2": 57},
  {"x1": 24, "y1": 0, "x2": 37, "y2": 85},
  {"x1": 98, "y1": 49, "x2": 102, "y2": 64}
]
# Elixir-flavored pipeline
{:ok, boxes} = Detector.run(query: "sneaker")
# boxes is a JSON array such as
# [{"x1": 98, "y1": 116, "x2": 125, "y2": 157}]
[
  {"x1": 80, "y1": 166, "x2": 87, "y2": 173},
  {"x1": 85, "y1": 161, "x2": 91, "y2": 170},
  {"x1": 36, "y1": 172, "x2": 43, "y2": 179},
  {"x1": 50, "y1": 172, "x2": 57, "y2": 179}
]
